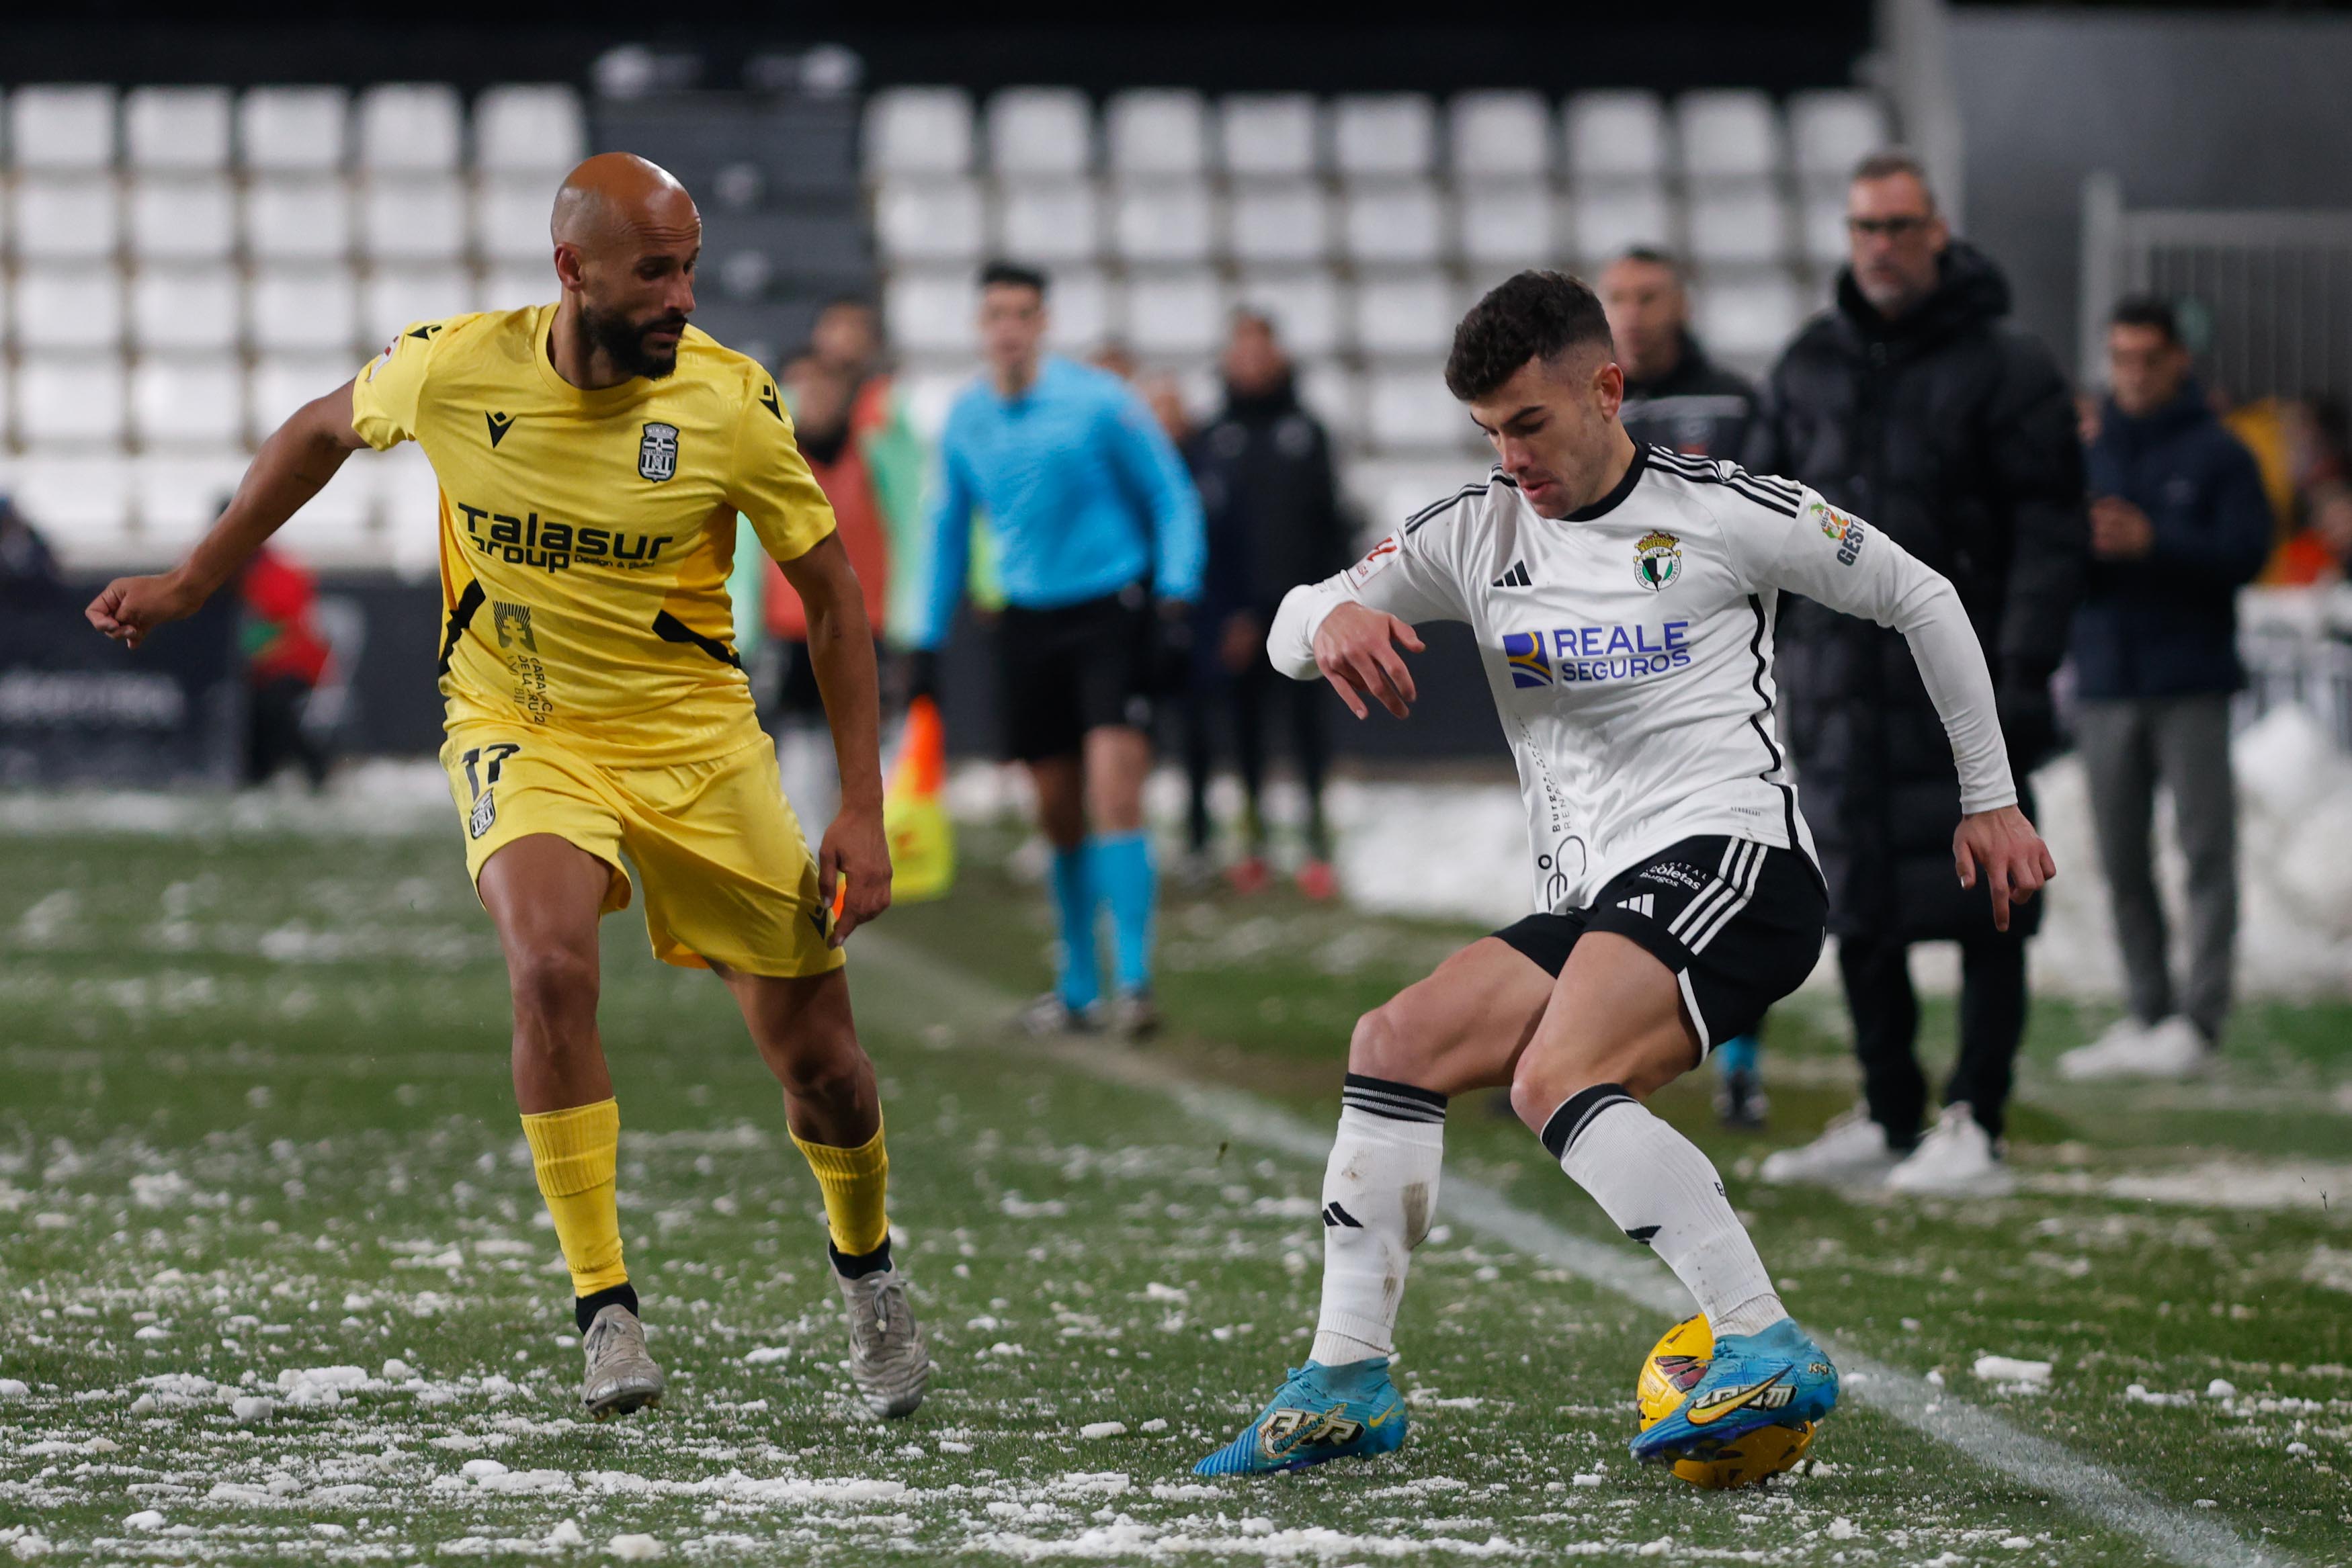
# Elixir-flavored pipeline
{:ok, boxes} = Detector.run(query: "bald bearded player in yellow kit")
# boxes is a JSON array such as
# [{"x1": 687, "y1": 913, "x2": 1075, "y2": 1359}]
[{"x1": 88, "y1": 154, "x2": 931, "y2": 1422}]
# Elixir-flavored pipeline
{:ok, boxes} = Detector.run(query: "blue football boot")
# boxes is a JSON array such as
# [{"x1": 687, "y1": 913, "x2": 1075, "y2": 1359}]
[
  {"x1": 1630, "y1": 1317, "x2": 1838, "y2": 1463},
  {"x1": 1194, "y1": 1358, "x2": 1406, "y2": 1476}
]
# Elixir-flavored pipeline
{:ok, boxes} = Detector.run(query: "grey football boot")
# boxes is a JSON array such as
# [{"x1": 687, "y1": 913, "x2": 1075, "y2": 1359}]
[
  {"x1": 581, "y1": 1303, "x2": 667, "y2": 1419},
  {"x1": 837, "y1": 1264, "x2": 930, "y2": 1418}
]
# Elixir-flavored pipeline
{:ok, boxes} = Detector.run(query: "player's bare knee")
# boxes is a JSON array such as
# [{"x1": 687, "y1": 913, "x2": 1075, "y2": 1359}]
[
  {"x1": 506, "y1": 944, "x2": 598, "y2": 1033},
  {"x1": 1346, "y1": 1000, "x2": 1423, "y2": 1082},
  {"x1": 763, "y1": 1029, "x2": 868, "y2": 1107}
]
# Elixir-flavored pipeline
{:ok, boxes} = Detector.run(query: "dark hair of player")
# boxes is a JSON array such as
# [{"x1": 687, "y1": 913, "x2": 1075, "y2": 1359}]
[
  {"x1": 1614, "y1": 245, "x2": 1684, "y2": 280},
  {"x1": 2110, "y1": 293, "x2": 2181, "y2": 345},
  {"x1": 1444, "y1": 269, "x2": 1614, "y2": 402},
  {"x1": 978, "y1": 259, "x2": 1050, "y2": 297}
]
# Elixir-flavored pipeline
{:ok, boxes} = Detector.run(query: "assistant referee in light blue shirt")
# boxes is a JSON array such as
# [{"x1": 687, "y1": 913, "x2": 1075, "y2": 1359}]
[{"x1": 911, "y1": 261, "x2": 1206, "y2": 1037}]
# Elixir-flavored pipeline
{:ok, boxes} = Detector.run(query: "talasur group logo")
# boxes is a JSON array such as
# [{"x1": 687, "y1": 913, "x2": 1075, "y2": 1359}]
[{"x1": 1634, "y1": 530, "x2": 1683, "y2": 592}]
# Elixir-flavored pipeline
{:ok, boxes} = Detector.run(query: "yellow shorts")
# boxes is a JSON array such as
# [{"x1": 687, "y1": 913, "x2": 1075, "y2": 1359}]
[{"x1": 440, "y1": 724, "x2": 843, "y2": 978}]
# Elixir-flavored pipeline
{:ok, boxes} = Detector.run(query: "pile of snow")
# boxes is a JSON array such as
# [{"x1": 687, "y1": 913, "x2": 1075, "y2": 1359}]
[
  {"x1": 1972, "y1": 1355, "x2": 2054, "y2": 1387},
  {"x1": 951, "y1": 701, "x2": 2352, "y2": 1001},
  {"x1": 276, "y1": 1365, "x2": 371, "y2": 1407}
]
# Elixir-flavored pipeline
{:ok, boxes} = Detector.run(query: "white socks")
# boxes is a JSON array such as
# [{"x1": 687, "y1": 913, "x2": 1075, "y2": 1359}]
[
  {"x1": 1308, "y1": 1076, "x2": 1446, "y2": 1368},
  {"x1": 1543, "y1": 1084, "x2": 1786, "y2": 1340}
]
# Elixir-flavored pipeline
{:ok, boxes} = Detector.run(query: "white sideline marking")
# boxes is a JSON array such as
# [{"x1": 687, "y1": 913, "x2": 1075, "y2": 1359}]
[{"x1": 855, "y1": 933, "x2": 2289, "y2": 1568}]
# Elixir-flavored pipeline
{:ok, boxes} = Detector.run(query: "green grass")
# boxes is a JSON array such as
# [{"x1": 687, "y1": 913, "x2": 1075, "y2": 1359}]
[{"x1": 2, "y1": 810, "x2": 2347, "y2": 1565}]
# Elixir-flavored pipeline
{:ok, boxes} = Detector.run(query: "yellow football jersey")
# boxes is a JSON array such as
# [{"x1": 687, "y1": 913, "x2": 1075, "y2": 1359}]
[{"x1": 349, "y1": 304, "x2": 837, "y2": 765}]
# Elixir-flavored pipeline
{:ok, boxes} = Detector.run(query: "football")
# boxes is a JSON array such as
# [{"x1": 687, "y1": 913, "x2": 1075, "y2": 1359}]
[{"x1": 1636, "y1": 1315, "x2": 1816, "y2": 1489}]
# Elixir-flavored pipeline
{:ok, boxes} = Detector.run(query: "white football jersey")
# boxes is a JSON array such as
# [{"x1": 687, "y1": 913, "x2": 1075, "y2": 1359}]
[{"x1": 1269, "y1": 444, "x2": 2016, "y2": 915}]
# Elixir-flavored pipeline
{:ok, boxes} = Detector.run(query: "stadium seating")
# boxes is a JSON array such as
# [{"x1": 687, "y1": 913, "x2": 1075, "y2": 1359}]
[
  {"x1": 864, "y1": 82, "x2": 1877, "y2": 520},
  {"x1": 0, "y1": 80, "x2": 589, "y2": 568}
]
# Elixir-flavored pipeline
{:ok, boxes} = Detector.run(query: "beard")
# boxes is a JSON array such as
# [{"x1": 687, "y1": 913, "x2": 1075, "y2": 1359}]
[{"x1": 582, "y1": 300, "x2": 689, "y2": 381}]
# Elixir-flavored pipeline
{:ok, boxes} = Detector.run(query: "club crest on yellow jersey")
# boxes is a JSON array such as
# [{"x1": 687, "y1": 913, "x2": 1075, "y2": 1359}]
[{"x1": 638, "y1": 421, "x2": 679, "y2": 482}]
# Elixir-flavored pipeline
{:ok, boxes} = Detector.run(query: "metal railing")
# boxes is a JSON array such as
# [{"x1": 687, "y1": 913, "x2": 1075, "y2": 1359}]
[{"x1": 2080, "y1": 171, "x2": 2352, "y2": 402}]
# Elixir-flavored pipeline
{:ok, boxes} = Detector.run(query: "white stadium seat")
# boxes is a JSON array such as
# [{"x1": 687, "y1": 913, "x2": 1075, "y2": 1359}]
[
  {"x1": 1801, "y1": 186, "x2": 1849, "y2": 269},
  {"x1": 1111, "y1": 181, "x2": 1214, "y2": 266},
  {"x1": 1570, "y1": 181, "x2": 1674, "y2": 267},
  {"x1": 1694, "y1": 272, "x2": 1807, "y2": 364},
  {"x1": 884, "y1": 270, "x2": 974, "y2": 357},
  {"x1": 1366, "y1": 367, "x2": 1474, "y2": 453},
  {"x1": 872, "y1": 177, "x2": 984, "y2": 265},
  {"x1": 1227, "y1": 182, "x2": 1329, "y2": 265},
  {"x1": 1448, "y1": 91, "x2": 1552, "y2": 183},
  {"x1": 363, "y1": 267, "x2": 477, "y2": 347},
  {"x1": 480, "y1": 265, "x2": 552, "y2": 314},
  {"x1": 1342, "y1": 183, "x2": 1445, "y2": 267},
  {"x1": 136, "y1": 453, "x2": 252, "y2": 553},
  {"x1": 1040, "y1": 267, "x2": 1114, "y2": 355},
  {"x1": 10, "y1": 178, "x2": 120, "y2": 262},
  {"x1": 1790, "y1": 90, "x2": 1889, "y2": 184},
  {"x1": 245, "y1": 177, "x2": 351, "y2": 262},
  {"x1": 1296, "y1": 361, "x2": 1364, "y2": 445},
  {"x1": 271, "y1": 456, "x2": 379, "y2": 565},
  {"x1": 249, "y1": 267, "x2": 360, "y2": 356},
  {"x1": 1105, "y1": 90, "x2": 1208, "y2": 178},
  {"x1": 1677, "y1": 90, "x2": 1784, "y2": 183},
  {"x1": 1566, "y1": 91, "x2": 1669, "y2": 182},
  {"x1": 1219, "y1": 95, "x2": 1319, "y2": 179},
  {"x1": 997, "y1": 181, "x2": 1101, "y2": 265},
  {"x1": 249, "y1": 355, "x2": 350, "y2": 442},
  {"x1": 10, "y1": 266, "x2": 124, "y2": 353},
  {"x1": 896, "y1": 368, "x2": 970, "y2": 442},
  {"x1": 1333, "y1": 95, "x2": 1436, "y2": 179},
  {"x1": 130, "y1": 268, "x2": 241, "y2": 355},
  {"x1": 9, "y1": 455, "x2": 136, "y2": 561},
  {"x1": 986, "y1": 88, "x2": 1091, "y2": 178},
  {"x1": 131, "y1": 359, "x2": 246, "y2": 449},
  {"x1": 8, "y1": 85, "x2": 117, "y2": 171},
  {"x1": 472, "y1": 85, "x2": 585, "y2": 175},
  {"x1": 1686, "y1": 185, "x2": 1791, "y2": 268},
  {"x1": 1234, "y1": 270, "x2": 1346, "y2": 359},
  {"x1": 356, "y1": 83, "x2": 464, "y2": 174},
  {"x1": 1456, "y1": 184, "x2": 1561, "y2": 272},
  {"x1": 1125, "y1": 271, "x2": 1224, "y2": 357},
  {"x1": 15, "y1": 357, "x2": 128, "y2": 449},
  {"x1": 1351, "y1": 273, "x2": 1456, "y2": 359},
  {"x1": 475, "y1": 176, "x2": 556, "y2": 265},
  {"x1": 863, "y1": 87, "x2": 974, "y2": 178},
  {"x1": 124, "y1": 86, "x2": 233, "y2": 173},
  {"x1": 375, "y1": 443, "x2": 444, "y2": 578},
  {"x1": 127, "y1": 175, "x2": 237, "y2": 263},
  {"x1": 239, "y1": 87, "x2": 348, "y2": 173},
  {"x1": 359, "y1": 177, "x2": 468, "y2": 264}
]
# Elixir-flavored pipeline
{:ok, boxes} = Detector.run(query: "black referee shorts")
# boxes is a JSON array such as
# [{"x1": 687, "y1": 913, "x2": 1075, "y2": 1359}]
[
  {"x1": 995, "y1": 582, "x2": 1159, "y2": 764},
  {"x1": 1493, "y1": 835, "x2": 1827, "y2": 1056}
]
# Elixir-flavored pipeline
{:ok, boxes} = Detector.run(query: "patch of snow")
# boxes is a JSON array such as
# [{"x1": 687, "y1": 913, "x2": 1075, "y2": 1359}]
[
  {"x1": 1972, "y1": 1356, "x2": 2053, "y2": 1387},
  {"x1": 122, "y1": 1512, "x2": 165, "y2": 1532},
  {"x1": 1079, "y1": 1422, "x2": 1127, "y2": 1440},
  {"x1": 608, "y1": 1535, "x2": 666, "y2": 1561},
  {"x1": 231, "y1": 1395, "x2": 274, "y2": 1423}
]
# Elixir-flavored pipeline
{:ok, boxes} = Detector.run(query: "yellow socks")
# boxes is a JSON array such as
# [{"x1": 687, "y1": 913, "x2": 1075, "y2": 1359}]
[
  {"x1": 520, "y1": 1098, "x2": 629, "y2": 1297},
  {"x1": 791, "y1": 1115, "x2": 891, "y2": 1262}
]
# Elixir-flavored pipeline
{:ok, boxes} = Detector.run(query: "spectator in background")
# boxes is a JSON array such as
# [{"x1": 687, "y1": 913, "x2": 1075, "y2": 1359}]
[
  {"x1": 911, "y1": 261, "x2": 1205, "y2": 1039},
  {"x1": 743, "y1": 355, "x2": 894, "y2": 834},
  {"x1": 2273, "y1": 482, "x2": 2352, "y2": 584},
  {"x1": 1179, "y1": 310, "x2": 1351, "y2": 898},
  {"x1": 2056, "y1": 297, "x2": 2271, "y2": 1081},
  {"x1": 239, "y1": 547, "x2": 335, "y2": 789},
  {"x1": 0, "y1": 494, "x2": 65, "y2": 611},
  {"x1": 1752, "y1": 150, "x2": 2088, "y2": 1196},
  {"x1": 1601, "y1": 248, "x2": 1762, "y2": 460},
  {"x1": 808, "y1": 296, "x2": 932, "y2": 650},
  {"x1": 1600, "y1": 247, "x2": 1769, "y2": 1127}
]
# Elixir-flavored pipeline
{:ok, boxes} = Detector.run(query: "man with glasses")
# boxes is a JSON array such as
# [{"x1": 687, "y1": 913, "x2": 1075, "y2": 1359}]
[{"x1": 1749, "y1": 150, "x2": 2088, "y2": 1197}]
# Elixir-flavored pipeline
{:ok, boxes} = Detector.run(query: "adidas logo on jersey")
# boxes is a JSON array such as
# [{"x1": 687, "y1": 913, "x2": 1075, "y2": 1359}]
[
  {"x1": 1491, "y1": 560, "x2": 1533, "y2": 589},
  {"x1": 1616, "y1": 893, "x2": 1656, "y2": 918}
]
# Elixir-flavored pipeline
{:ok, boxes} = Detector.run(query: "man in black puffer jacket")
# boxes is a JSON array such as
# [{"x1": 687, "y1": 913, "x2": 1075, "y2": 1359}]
[{"x1": 1751, "y1": 150, "x2": 2089, "y2": 1196}]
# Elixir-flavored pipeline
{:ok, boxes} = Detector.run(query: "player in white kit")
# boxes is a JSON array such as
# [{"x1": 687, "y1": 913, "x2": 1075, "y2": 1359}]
[{"x1": 1195, "y1": 271, "x2": 2054, "y2": 1478}]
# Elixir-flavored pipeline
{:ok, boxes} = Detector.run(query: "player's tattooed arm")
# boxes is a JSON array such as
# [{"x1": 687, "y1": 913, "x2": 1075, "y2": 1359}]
[
  {"x1": 780, "y1": 531, "x2": 892, "y2": 945},
  {"x1": 87, "y1": 380, "x2": 369, "y2": 649}
]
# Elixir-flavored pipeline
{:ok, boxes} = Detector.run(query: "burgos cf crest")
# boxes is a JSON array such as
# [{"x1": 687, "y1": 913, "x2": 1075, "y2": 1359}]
[
  {"x1": 638, "y1": 421, "x2": 679, "y2": 482},
  {"x1": 1503, "y1": 631, "x2": 1554, "y2": 688},
  {"x1": 1634, "y1": 530, "x2": 1683, "y2": 592}
]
